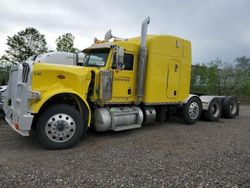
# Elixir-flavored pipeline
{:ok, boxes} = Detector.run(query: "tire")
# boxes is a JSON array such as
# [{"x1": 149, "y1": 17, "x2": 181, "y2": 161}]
[
  {"x1": 203, "y1": 98, "x2": 222, "y2": 122},
  {"x1": 222, "y1": 96, "x2": 239, "y2": 119},
  {"x1": 182, "y1": 97, "x2": 202, "y2": 125},
  {"x1": 36, "y1": 104, "x2": 85, "y2": 149}
]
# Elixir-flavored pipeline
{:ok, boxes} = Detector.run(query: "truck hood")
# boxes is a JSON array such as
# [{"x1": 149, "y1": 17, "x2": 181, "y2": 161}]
[{"x1": 31, "y1": 63, "x2": 96, "y2": 102}]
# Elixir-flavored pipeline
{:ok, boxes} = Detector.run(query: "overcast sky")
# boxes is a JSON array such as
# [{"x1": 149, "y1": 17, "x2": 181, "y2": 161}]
[{"x1": 0, "y1": 0, "x2": 250, "y2": 64}]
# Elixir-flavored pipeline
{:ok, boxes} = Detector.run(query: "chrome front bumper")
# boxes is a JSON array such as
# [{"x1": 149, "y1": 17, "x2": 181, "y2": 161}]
[
  {"x1": 5, "y1": 112, "x2": 34, "y2": 136},
  {"x1": 0, "y1": 103, "x2": 3, "y2": 111},
  {"x1": 3, "y1": 63, "x2": 36, "y2": 136},
  {"x1": 0, "y1": 92, "x2": 3, "y2": 110}
]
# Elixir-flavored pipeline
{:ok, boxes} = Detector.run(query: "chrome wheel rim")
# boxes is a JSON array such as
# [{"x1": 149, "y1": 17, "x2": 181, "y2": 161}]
[
  {"x1": 230, "y1": 101, "x2": 237, "y2": 114},
  {"x1": 189, "y1": 102, "x2": 200, "y2": 120},
  {"x1": 45, "y1": 113, "x2": 76, "y2": 143},
  {"x1": 211, "y1": 102, "x2": 220, "y2": 117}
]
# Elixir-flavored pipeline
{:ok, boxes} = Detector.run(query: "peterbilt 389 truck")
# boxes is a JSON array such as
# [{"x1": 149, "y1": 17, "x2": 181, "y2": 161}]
[{"x1": 3, "y1": 17, "x2": 239, "y2": 149}]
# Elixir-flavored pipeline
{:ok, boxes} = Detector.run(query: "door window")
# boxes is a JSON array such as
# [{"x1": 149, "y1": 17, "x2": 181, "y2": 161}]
[{"x1": 112, "y1": 53, "x2": 134, "y2": 70}]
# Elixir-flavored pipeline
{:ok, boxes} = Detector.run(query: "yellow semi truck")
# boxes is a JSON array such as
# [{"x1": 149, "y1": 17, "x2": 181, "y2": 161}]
[{"x1": 3, "y1": 17, "x2": 239, "y2": 149}]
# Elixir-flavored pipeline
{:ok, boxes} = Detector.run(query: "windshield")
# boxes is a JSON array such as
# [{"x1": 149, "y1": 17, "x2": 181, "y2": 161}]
[{"x1": 83, "y1": 48, "x2": 110, "y2": 67}]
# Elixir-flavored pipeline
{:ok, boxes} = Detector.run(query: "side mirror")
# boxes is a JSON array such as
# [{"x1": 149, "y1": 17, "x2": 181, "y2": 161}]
[
  {"x1": 116, "y1": 47, "x2": 124, "y2": 69},
  {"x1": 74, "y1": 52, "x2": 86, "y2": 66}
]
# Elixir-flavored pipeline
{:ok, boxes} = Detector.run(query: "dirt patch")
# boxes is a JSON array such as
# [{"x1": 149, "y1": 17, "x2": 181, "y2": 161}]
[{"x1": 0, "y1": 105, "x2": 249, "y2": 187}]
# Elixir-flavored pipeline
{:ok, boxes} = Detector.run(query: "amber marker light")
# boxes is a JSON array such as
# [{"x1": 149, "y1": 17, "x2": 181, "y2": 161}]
[{"x1": 15, "y1": 123, "x2": 19, "y2": 130}]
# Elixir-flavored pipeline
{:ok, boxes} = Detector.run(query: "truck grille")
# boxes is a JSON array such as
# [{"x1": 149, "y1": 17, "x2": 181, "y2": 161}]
[
  {"x1": 0, "y1": 91, "x2": 6, "y2": 102},
  {"x1": 22, "y1": 63, "x2": 30, "y2": 83}
]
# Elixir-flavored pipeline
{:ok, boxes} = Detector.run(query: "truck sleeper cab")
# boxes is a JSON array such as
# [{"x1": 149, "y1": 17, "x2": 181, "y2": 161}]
[{"x1": 4, "y1": 17, "x2": 239, "y2": 149}]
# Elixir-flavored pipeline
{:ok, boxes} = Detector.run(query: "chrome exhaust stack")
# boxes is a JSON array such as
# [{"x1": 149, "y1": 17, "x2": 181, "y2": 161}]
[{"x1": 137, "y1": 16, "x2": 150, "y2": 102}]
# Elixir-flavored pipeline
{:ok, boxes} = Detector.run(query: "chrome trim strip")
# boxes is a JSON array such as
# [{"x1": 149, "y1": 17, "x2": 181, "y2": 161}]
[{"x1": 143, "y1": 102, "x2": 182, "y2": 105}]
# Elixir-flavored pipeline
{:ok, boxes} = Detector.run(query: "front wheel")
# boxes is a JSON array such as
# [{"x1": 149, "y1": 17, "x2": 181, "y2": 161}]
[
  {"x1": 37, "y1": 104, "x2": 85, "y2": 149},
  {"x1": 182, "y1": 97, "x2": 202, "y2": 125}
]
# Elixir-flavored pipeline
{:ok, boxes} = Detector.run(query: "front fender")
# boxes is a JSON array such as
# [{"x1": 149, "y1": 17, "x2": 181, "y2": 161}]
[{"x1": 31, "y1": 89, "x2": 91, "y2": 127}]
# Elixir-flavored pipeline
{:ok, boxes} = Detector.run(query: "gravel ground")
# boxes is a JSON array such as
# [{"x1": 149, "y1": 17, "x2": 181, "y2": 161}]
[{"x1": 0, "y1": 105, "x2": 249, "y2": 188}]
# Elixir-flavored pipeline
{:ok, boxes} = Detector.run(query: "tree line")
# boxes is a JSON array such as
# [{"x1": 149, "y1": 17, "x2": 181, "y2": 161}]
[
  {"x1": 190, "y1": 57, "x2": 250, "y2": 100},
  {"x1": 0, "y1": 27, "x2": 79, "y2": 84},
  {"x1": 1, "y1": 28, "x2": 78, "y2": 64},
  {"x1": 0, "y1": 27, "x2": 249, "y2": 99}
]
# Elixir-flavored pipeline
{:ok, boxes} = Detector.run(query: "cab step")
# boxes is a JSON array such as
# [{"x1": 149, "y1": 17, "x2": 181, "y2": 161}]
[{"x1": 111, "y1": 124, "x2": 141, "y2": 131}]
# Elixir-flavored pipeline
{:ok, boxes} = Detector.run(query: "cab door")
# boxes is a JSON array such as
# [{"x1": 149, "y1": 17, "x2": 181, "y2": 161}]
[
  {"x1": 167, "y1": 59, "x2": 181, "y2": 98},
  {"x1": 111, "y1": 53, "x2": 135, "y2": 102}
]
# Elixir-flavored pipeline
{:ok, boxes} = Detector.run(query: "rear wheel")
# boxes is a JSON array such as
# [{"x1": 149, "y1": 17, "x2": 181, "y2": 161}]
[
  {"x1": 222, "y1": 96, "x2": 239, "y2": 119},
  {"x1": 182, "y1": 97, "x2": 202, "y2": 125},
  {"x1": 37, "y1": 104, "x2": 85, "y2": 149},
  {"x1": 203, "y1": 98, "x2": 222, "y2": 122}
]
